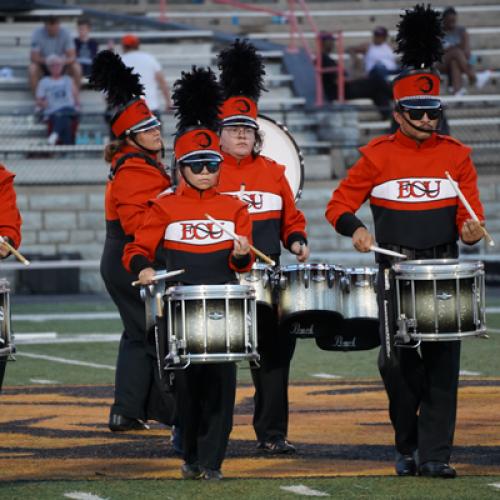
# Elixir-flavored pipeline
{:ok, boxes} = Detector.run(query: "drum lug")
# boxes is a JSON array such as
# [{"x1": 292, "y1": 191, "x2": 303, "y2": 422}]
[
  {"x1": 340, "y1": 276, "x2": 350, "y2": 293},
  {"x1": 279, "y1": 274, "x2": 287, "y2": 290},
  {"x1": 304, "y1": 269, "x2": 310, "y2": 289},
  {"x1": 395, "y1": 315, "x2": 412, "y2": 344}
]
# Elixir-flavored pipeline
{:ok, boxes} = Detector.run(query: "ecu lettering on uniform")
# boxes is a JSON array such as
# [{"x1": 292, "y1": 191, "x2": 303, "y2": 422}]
[
  {"x1": 371, "y1": 178, "x2": 457, "y2": 204},
  {"x1": 165, "y1": 219, "x2": 235, "y2": 246},
  {"x1": 226, "y1": 191, "x2": 283, "y2": 214}
]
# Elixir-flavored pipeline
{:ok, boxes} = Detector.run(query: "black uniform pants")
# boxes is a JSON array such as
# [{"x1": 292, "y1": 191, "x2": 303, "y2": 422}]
[
  {"x1": 377, "y1": 265, "x2": 461, "y2": 464},
  {"x1": 101, "y1": 236, "x2": 174, "y2": 423},
  {"x1": 0, "y1": 358, "x2": 6, "y2": 391},
  {"x1": 175, "y1": 362, "x2": 237, "y2": 470},
  {"x1": 251, "y1": 303, "x2": 297, "y2": 442}
]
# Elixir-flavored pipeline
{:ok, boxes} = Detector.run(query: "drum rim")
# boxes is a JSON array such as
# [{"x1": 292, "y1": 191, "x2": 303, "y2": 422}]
[
  {"x1": 344, "y1": 267, "x2": 378, "y2": 274},
  {"x1": 166, "y1": 283, "x2": 256, "y2": 299},
  {"x1": 280, "y1": 263, "x2": 342, "y2": 272},
  {"x1": 392, "y1": 259, "x2": 484, "y2": 275},
  {"x1": 257, "y1": 114, "x2": 305, "y2": 200}
]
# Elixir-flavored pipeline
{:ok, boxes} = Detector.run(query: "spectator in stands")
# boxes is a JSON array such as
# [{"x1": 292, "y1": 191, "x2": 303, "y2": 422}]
[
  {"x1": 319, "y1": 31, "x2": 393, "y2": 119},
  {"x1": 438, "y1": 7, "x2": 491, "y2": 95},
  {"x1": 348, "y1": 26, "x2": 399, "y2": 81},
  {"x1": 35, "y1": 54, "x2": 80, "y2": 145},
  {"x1": 29, "y1": 16, "x2": 82, "y2": 96},
  {"x1": 74, "y1": 17, "x2": 99, "y2": 78},
  {"x1": 120, "y1": 34, "x2": 172, "y2": 123}
]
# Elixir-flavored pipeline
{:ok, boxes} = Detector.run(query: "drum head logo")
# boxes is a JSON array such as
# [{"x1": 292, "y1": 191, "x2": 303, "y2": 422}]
[
  {"x1": 415, "y1": 76, "x2": 434, "y2": 94},
  {"x1": 235, "y1": 98, "x2": 251, "y2": 113},
  {"x1": 194, "y1": 132, "x2": 212, "y2": 148},
  {"x1": 208, "y1": 311, "x2": 225, "y2": 320}
]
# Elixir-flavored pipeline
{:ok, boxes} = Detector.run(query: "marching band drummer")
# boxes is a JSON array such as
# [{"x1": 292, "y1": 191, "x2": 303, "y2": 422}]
[
  {"x1": 325, "y1": 6, "x2": 485, "y2": 479},
  {"x1": 89, "y1": 51, "x2": 174, "y2": 432},
  {"x1": 216, "y1": 40, "x2": 309, "y2": 454},
  {"x1": 123, "y1": 67, "x2": 254, "y2": 480},
  {"x1": 0, "y1": 163, "x2": 22, "y2": 390}
]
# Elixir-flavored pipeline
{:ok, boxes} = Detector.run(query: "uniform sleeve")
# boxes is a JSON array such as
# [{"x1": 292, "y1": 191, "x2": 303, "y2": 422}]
[
  {"x1": 112, "y1": 164, "x2": 170, "y2": 236},
  {"x1": 279, "y1": 173, "x2": 308, "y2": 250},
  {"x1": 0, "y1": 169, "x2": 22, "y2": 249},
  {"x1": 122, "y1": 202, "x2": 168, "y2": 274},
  {"x1": 325, "y1": 155, "x2": 376, "y2": 237},
  {"x1": 229, "y1": 205, "x2": 255, "y2": 272},
  {"x1": 455, "y1": 155, "x2": 485, "y2": 238}
]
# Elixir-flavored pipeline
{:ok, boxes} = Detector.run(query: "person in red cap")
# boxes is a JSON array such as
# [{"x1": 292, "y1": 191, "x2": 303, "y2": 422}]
[
  {"x1": 89, "y1": 51, "x2": 174, "y2": 432},
  {"x1": 325, "y1": 6, "x2": 486, "y2": 478},
  {"x1": 0, "y1": 163, "x2": 22, "y2": 390},
  {"x1": 216, "y1": 40, "x2": 309, "y2": 455},
  {"x1": 124, "y1": 67, "x2": 254, "y2": 480}
]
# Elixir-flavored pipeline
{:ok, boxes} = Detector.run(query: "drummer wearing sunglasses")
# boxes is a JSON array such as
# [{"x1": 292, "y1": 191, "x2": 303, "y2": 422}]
[{"x1": 326, "y1": 6, "x2": 487, "y2": 479}]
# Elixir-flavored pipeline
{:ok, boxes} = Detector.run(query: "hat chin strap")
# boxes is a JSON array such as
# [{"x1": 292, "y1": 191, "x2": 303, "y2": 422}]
[{"x1": 398, "y1": 110, "x2": 442, "y2": 134}]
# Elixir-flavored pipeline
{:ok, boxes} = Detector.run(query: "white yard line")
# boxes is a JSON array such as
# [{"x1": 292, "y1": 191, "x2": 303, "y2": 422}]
[
  {"x1": 17, "y1": 351, "x2": 115, "y2": 370},
  {"x1": 485, "y1": 307, "x2": 500, "y2": 314},
  {"x1": 459, "y1": 370, "x2": 482, "y2": 376},
  {"x1": 15, "y1": 333, "x2": 121, "y2": 345},
  {"x1": 488, "y1": 483, "x2": 500, "y2": 491},
  {"x1": 64, "y1": 492, "x2": 108, "y2": 500},
  {"x1": 280, "y1": 485, "x2": 330, "y2": 497},
  {"x1": 310, "y1": 373, "x2": 343, "y2": 380},
  {"x1": 30, "y1": 378, "x2": 60, "y2": 384},
  {"x1": 13, "y1": 312, "x2": 120, "y2": 322}
]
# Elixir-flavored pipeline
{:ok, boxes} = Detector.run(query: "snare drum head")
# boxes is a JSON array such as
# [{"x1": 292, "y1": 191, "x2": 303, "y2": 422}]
[{"x1": 257, "y1": 115, "x2": 304, "y2": 200}]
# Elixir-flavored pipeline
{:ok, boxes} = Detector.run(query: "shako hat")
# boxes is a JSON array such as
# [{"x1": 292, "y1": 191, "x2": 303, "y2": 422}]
[
  {"x1": 392, "y1": 4, "x2": 444, "y2": 109},
  {"x1": 217, "y1": 39, "x2": 266, "y2": 129},
  {"x1": 172, "y1": 66, "x2": 223, "y2": 163},
  {"x1": 89, "y1": 50, "x2": 160, "y2": 138}
]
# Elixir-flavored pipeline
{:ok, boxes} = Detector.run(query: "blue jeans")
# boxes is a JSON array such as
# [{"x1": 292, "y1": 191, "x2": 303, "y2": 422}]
[{"x1": 48, "y1": 106, "x2": 78, "y2": 145}]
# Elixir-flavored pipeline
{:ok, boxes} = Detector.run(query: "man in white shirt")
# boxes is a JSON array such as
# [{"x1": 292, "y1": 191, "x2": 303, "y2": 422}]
[{"x1": 120, "y1": 34, "x2": 172, "y2": 122}]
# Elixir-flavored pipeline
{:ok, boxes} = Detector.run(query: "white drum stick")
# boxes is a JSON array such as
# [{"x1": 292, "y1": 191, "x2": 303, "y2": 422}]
[
  {"x1": 370, "y1": 245, "x2": 407, "y2": 259},
  {"x1": 445, "y1": 171, "x2": 495, "y2": 247},
  {"x1": 132, "y1": 268, "x2": 185, "y2": 287},
  {"x1": 0, "y1": 236, "x2": 30, "y2": 265},
  {"x1": 205, "y1": 213, "x2": 276, "y2": 266}
]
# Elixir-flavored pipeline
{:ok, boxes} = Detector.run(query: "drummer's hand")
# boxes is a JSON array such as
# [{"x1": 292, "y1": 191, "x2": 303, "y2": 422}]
[
  {"x1": 352, "y1": 227, "x2": 374, "y2": 252},
  {"x1": 138, "y1": 267, "x2": 156, "y2": 285},
  {"x1": 462, "y1": 219, "x2": 485, "y2": 244},
  {"x1": 233, "y1": 235, "x2": 251, "y2": 257},
  {"x1": 291, "y1": 241, "x2": 310, "y2": 262},
  {"x1": 0, "y1": 237, "x2": 10, "y2": 258}
]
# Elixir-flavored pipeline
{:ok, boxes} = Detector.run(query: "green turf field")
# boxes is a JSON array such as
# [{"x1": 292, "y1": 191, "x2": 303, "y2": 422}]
[{"x1": 2, "y1": 294, "x2": 500, "y2": 499}]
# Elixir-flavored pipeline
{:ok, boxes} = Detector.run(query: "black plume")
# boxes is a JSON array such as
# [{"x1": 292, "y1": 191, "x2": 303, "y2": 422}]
[
  {"x1": 217, "y1": 39, "x2": 266, "y2": 101},
  {"x1": 89, "y1": 50, "x2": 144, "y2": 108},
  {"x1": 172, "y1": 66, "x2": 223, "y2": 132},
  {"x1": 396, "y1": 4, "x2": 444, "y2": 69}
]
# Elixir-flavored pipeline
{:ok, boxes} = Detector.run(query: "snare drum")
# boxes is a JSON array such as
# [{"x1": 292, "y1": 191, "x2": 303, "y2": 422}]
[
  {"x1": 238, "y1": 263, "x2": 274, "y2": 307},
  {"x1": 340, "y1": 267, "x2": 378, "y2": 320},
  {"x1": 164, "y1": 284, "x2": 258, "y2": 367},
  {"x1": 0, "y1": 278, "x2": 14, "y2": 359},
  {"x1": 278, "y1": 264, "x2": 343, "y2": 338},
  {"x1": 392, "y1": 259, "x2": 486, "y2": 342}
]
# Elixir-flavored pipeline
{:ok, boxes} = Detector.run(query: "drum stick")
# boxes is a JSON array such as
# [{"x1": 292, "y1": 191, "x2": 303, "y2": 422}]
[
  {"x1": 445, "y1": 171, "x2": 494, "y2": 247},
  {"x1": 370, "y1": 245, "x2": 407, "y2": 259},
  {"x1": 0, "y1": 236, "x2": 30, "y2": 265},
  {"x1": 239, "y1": 183, "x2": 246, "y2": 200},
  {"x1": 132, "y1": 268, "x2": 185, "y2": 287},
  {"x1": 205, "y1": 213, "x2": 276, "y2": 266}
]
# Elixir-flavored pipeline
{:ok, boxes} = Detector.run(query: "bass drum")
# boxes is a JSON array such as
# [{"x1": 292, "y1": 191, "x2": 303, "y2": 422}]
[{"x1": 257, "y1": 115, "x2": 304, "y2": 200}]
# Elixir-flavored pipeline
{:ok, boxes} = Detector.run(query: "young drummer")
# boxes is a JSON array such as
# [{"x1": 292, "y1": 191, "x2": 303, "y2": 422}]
[
  {"x1": 123, "y1": 67, "x2": 254, "y2": 480},
  {"x1": 216, "y1": 40, "x2": 309, "y2": 454}
]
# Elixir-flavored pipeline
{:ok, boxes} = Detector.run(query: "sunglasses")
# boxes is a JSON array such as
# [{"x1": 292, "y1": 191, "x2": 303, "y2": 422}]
[
  {"x1": 180, "y1": 161, "x2": 221, "y2": 174},
  {"x1": 403, "y1": 108, "x2": 442, "y2": 120}
]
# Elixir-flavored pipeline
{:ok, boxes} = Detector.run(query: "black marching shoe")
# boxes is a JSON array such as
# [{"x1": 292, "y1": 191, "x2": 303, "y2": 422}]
[
  {"x1": 108, "y1": 413, "x2": 148, "y2": 432},
  {"x1": 419, "y1": 461, "x2": 457, "y2": 479},
  {"x1": 257, "y1": 438, "x2": 296, "y2": 455},
  {"x1": 395, "y1": 453, "x2": 417, "y2": 476},
  {"x1": 181, "y1": 463, "x2": 203, "y2": 480},
  {"x1": 200, "y1": 468, "x2": 223, "y2": 480}
]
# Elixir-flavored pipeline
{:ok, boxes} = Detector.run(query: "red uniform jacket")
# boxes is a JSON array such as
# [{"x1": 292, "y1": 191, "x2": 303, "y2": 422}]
[
  {"x1": 325, "y1": 130, "x2": 484, "y2": 250},
  {"x1": 0, "y1": 165, "x2": 21, "y2": 249},
  {"x1": 105, "y1": 145, "x2": 171, "y2": 239},
  {"x1": 217, "y1": 153, "x2": 307, "y2": 256},
  {"x1": 123, "y1": 184, "x2": 254, "y2": 285}
]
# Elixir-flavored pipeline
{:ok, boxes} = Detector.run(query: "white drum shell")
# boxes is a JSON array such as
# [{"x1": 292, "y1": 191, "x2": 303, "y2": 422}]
[
  {"x1": 278, "y1": 264, "x2": 343, "y2": 317},
  {"x1": 341, "y1": 268, "x2": 378, "y2": 319},
  {"x1": 165, "y1": 284, "x2": 258, "y2": 365},
  {"x1": 238, "y1": 263, "x2": 274, "y2": 306}
]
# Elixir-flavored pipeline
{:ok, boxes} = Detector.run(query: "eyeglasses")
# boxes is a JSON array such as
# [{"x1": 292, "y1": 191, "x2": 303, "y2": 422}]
[
  {"x1": 403, "y1": 108, "x2": 442, "y2": 121},
  {"x1": 224, "y1": 126, "x2": 255, "y2": 137},
  {"x1": 180, "y1": 161, "x2": 221, "y2": 174}
]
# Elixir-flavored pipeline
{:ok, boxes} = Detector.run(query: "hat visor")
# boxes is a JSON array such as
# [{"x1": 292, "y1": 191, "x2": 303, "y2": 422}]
[
  {"x1": 399, "y1": 98, "x2": 442, "y2": 109},
  {"x1": 221, "y1": 116, "x2": 258, "y2": 129},
  {"x1": 178, "y1": 151, "x2": 223, "y2": 163},
  {"x1": 129, "y1": 116, "x2": 161, "y2": 134}
]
